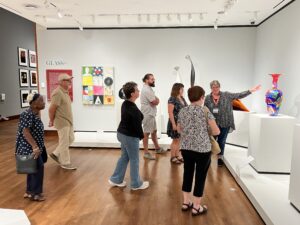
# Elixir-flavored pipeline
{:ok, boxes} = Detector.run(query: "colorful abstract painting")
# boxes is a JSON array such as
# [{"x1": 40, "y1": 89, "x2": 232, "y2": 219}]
[{"x1": 82, "y1": 66, "x2": 114, "y2": 105}]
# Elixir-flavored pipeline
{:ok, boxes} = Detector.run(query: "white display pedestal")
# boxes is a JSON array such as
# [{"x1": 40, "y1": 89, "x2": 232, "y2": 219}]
[
  {"x1": 227, "y1": 111, "x2": 251, "y2": 147},
  {"x1": 248, "y1": 114, "x2": 295, "y2": 173},
  {"x1": 289, "y1": 124, "x2": 300, "y2": 211},
  {"x1": 0, "y1": 209, "x2": 30, "y2": 225}
]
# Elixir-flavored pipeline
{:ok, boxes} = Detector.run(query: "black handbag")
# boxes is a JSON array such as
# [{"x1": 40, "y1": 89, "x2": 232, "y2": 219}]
[{"x1": 15, "y1": 154, "x2": 37, "y2": 174}]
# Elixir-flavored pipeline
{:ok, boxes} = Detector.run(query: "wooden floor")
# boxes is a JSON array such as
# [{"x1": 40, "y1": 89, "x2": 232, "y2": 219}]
[{"x1": 0, "y1": 120, "x2": 265, "y2": 225}]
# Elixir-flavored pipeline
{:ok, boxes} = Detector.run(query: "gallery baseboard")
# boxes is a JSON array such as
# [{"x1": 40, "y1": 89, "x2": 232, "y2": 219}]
[
  {"x1": 44, "y1": 130, "x2": 58, "y2": 136},
  {"x1": 0, "y1": 114, "x2": 19, "y2": 122}
]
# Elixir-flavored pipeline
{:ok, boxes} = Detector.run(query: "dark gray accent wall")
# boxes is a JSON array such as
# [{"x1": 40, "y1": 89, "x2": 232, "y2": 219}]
[{"x1": 0, "y1": 8, "x2": 36, "y2": 117}]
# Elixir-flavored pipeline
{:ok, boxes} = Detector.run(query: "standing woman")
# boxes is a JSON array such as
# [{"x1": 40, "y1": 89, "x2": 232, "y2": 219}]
[
  {"x1": 109, "y1": 82, "x2": 149, "y2": 190},
  {"x1": 167, "y1": 83, "x2": 187, "y2": 164},
  {"x1": 204, "y1": 80, "x2": 261, "y2": 166},
  {"x1": 16, "y1": 93, "x2": 46, "y2": 201},
  {"x1": 178, "y1": 86, "x2": 220, "y2": 216}
]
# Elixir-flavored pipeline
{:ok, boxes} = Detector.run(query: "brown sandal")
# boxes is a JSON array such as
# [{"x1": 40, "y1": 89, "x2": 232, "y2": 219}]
[
  {"x1": 182, "y1": 202, "x2": 193, "y2": 211},
  {"x1": 192, "y1": 205, "x2": 208, "y2": 216},
  {"x1": 170, "y1": 157, "x2": 181, "y2": 164},
  {"x1": 176, "y1": 156, "x2": 184, "y2": 163}
]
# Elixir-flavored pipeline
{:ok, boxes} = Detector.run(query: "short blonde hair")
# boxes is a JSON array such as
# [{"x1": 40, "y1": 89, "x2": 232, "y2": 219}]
[{"x1": 210, "y1": 80, "x2": 220, "y2": 88}]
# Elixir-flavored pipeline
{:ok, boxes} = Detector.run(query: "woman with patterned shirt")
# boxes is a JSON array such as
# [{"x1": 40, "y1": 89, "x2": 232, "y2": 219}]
[
  {"x1": 167, "y1": 83, "x2": 187, "y2": 164},
  {"x1": 204, "y1": 80, "x2": 261, "y2": 166},
  {"x1": 177, "y1": 86, "x2": 220, "y2": 216},
  {"x1": 16, "y1": 93, "x2": 46, "y2": 201}
]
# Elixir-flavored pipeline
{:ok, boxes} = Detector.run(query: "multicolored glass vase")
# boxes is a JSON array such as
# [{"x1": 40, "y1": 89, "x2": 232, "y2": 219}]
[{"x1": 265, "y1": 74, "x2": 283, "y2": 116}]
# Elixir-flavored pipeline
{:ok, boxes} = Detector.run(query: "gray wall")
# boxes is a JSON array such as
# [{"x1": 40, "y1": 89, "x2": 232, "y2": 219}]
[{"x1": 0, "y1": 8, "x2": 36, "y2": 117}]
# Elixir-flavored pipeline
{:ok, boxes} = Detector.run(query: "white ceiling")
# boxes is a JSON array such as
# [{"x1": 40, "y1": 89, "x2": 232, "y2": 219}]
[{"x1": 0, "y1": 0, "x2": 294, "y2": 29}]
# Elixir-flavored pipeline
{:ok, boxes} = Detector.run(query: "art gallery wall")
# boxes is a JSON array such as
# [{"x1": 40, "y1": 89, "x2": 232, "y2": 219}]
[
  {"x1": 37, "y1": 27, "x2": 257, "y2": 132},
  {"x1": 0, "y1": 8, "x2": 36, "y2": 117},
  {"x1": 252, "y1": 0, "x2": 300, "y2": 120}
]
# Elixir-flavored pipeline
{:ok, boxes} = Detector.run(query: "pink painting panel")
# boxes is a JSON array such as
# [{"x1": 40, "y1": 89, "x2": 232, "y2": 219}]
[{"x1": 93, "y1": 86, "x2": 104, "y2": 95}]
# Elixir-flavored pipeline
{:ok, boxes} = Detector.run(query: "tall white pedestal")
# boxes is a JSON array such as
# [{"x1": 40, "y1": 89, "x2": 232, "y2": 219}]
[
  {"x1": 227, "y1": 111, "x2": 251, "y2": 147},
  {"x1": 289, "y1": 124, "x2": 300, "y2": 211},
  {"x1": 248, "y1": 114, "x2": 295, "y2": 173}
]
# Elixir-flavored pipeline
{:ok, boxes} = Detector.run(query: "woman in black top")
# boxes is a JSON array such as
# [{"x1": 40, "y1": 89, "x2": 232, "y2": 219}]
[
  {"x1": 109, "y1": 82, "x2": 149, "y2": 190},
  {"x1": 16, "y1": 93, "x2": 46, "y2": 201}
]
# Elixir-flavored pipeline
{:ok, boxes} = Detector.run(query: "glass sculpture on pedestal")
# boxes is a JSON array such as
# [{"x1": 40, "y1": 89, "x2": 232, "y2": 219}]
[{"x1": 265, "y1": 74, "x2": 283, "y2": 116}]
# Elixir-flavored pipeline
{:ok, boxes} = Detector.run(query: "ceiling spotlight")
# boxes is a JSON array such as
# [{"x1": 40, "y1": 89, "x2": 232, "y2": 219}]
[
  {"x1": 177, "y1": 14, "x2": 181, "y2": 22},
  {"x1": 199, "y1": 13, "x2": 203, "y2": 20},
  {"x1": 79, "y1": 26, "x2": 83, "y2": 31},
  {"x1": 44, "y1": 0, "x2": 50, "y2": 8},
  {"x1": 138, "y1": 14, "x2": 142, "y2": 22},
  {"x1": 214, "y1": 20, "x2": 218, "y2": 30},
  {"x1": 92, "y1": 15, "x2": 96, "y2": 24},
  {"x1": 57, "y1": 10, "x2": 63, "y2": 18},
  {"x1": 24, "y1": 4, "x2": 39, "y2": 10},
  {"x1": 254, "y1": 11, "x2": 258, "y2": 20},
  {"x1": 117, "y1": 14, "x2": 121, "y2": 24},
  {"x1": 188, "y1": 13, "x2": 193, "y2": 22},
  {"x1": 167, "y1": 14, "x2": 171, "y2": 21}
]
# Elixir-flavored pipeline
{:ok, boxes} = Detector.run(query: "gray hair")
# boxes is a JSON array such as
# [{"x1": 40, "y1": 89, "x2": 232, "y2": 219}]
[{"x1": 210, "y1": 80, "x2": 220, "y2": 88}]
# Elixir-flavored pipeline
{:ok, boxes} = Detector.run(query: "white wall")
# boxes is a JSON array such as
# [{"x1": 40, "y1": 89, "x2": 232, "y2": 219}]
[
  {"x1": 252, "y1": 0, "x2": 300, "y2": 120},
  {"x1": 37, "y1": 27, "x2": 256, "y2": 131}
]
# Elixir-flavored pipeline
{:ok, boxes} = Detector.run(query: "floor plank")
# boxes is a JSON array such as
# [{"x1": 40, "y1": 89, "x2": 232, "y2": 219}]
[{"x1": 0, "y1": 119, "x2": 265, "y2": 225}]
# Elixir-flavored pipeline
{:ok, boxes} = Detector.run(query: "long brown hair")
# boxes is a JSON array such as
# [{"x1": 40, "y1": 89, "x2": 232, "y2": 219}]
[{"x1": 171, "y1": 83, "x2": 184, "y2": 98}]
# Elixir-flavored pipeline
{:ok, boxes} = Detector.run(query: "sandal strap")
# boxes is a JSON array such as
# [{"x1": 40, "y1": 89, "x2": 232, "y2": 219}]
[
  {"x1": 170, "y1": 157, "x2": 181, "y2": 163},
  {"x1": 192, "y1": 205, "x2": 207, "y2": 213}
]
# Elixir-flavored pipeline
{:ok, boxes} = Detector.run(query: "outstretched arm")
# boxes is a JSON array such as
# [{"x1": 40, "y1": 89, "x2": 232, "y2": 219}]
[
  {"x1": 250, "y1": 84, "x2": 261, "y2": 93},
  {"x1": 227, "y1": 84, "x2": 261, "y2": 100}
]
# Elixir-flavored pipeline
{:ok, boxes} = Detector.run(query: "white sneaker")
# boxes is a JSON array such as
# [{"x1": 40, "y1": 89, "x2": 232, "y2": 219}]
[
  {"x1": 144, "y1": 153, "x2": 155, "y2": 160},
  {"x1": 131, "y1": 181, "x2": 149, "y2": 190},
  {"x1": 108, "y1": 179, "x2": 127, "y2": 187},
  {"x1": 155, "y1": 147, "x2": 167, "y2": 154}
]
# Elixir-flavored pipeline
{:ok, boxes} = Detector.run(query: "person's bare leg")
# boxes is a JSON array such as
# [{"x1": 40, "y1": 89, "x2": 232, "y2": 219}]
[
  {"x1": 174, "y1": 139, "x2": 181, "y2": 158},
  {"x1": 170, "y1": 140, "x2": 176, "y2": 158},
  {"x1": 143, "y1": 133, "x2": 150, "y2": 154},
  {"x1": 183, "y1": 191, "x2": 192, "y2": 205},
  {"x1": 151, "y1": 130, "x2": 160, "y2": 150}
]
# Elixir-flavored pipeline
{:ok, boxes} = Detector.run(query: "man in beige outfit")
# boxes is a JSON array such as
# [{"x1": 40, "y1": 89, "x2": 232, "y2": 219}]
[{"x1": 49, "y1": 73, "x2": 77, "y2": 170}]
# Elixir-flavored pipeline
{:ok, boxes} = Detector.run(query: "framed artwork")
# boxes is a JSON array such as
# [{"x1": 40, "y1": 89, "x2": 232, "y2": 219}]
[
  {"x1": 29, "y1": 50, "x2": 37, "y2": 68},
  {"x1": 46, "y1": 69, "x2": 73, "y2": 101},
  {"x1": 30, "y1": 89, "x2": 39, "y2": 95},
  {"x1": 18, "y1": 47, "x2": 28, "y2": 67},
  {"x1": 20, "y1": 90, "x2": 30, "y2": 108},
  {"x1": 19, "y1": 69, "x2": 29, "y2": 87},
  {"x1": 30, "y1": 70, "x2": 38, "y2": 87},
  {"x1": 82, "y1": 66, "x2": 114, "y2": 105}
]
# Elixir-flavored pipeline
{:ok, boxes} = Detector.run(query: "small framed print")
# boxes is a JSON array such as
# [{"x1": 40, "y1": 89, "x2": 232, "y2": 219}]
[
  {"x1": 29, "y1": 50, "x2": 37, "y2": 68},
  {"x1": 30, "y1": 89, "x2": 39, "y2": 95},
  {"x1": 19, "y1": 69, "x2": 29, "y2": 87},
  {"x1": 20, "y1": 90, "x2": 30, "y2": 108},
  {"x1": 30, "y1": 70, "x2": 38, "y2": 87},
  {"x1": 18, "y1": 47, "x2": 28, "y2": 67}
]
